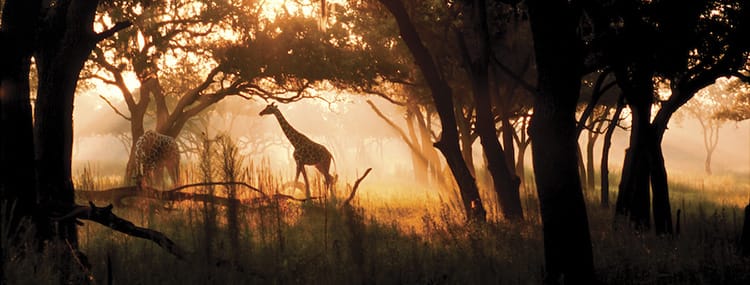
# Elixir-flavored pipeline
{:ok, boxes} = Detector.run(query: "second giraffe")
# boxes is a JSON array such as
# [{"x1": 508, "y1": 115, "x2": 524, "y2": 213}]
[{"x1": 260, "y1": 103, "x2": 336, "y2": 199}]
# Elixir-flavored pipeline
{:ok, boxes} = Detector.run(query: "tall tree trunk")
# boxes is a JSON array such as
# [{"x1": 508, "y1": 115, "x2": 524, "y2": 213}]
[
  {"x1": 379, "y1": 0, "x2": 486, "y2": 222},
  {"x1": 0, "y1": 0, "x2": 41, "y2": 239},
  {"x1": 35, "y1": 12, "x2": 96, "y2": 244},
  {"x1": 415, "y1": 109, "x2": 442, "y2": 184},
  {"x1": 527, "y1": 1, "x2": 595, "y2": 282},
  {"x1": 741, "y1": 202, "x2": 750, "y2": 257},
  {"x1": 458, "y1": 0, "x2": 523, "y2": 221},
  {"x1": 615, "y1": 68, "x2": 653, "y2": 230},
  {"x1": 649, "y1": 141, "x2": 673, "y2": 234},
  {"x1": 501, "y1": 117, "x2": 516, "y2": 172},
  {"x1": 576, "y1": 145, "x2": 587, "y2": 191},
  {"x1": 406, "y1": 111, "x2": 428, "y2": 183},
  {"x1": 702, "y1": 121, "x2": 720, "y2": 175},
  {"x1": 586, "y1": 131, "x2": 599, "y2": 191},
  {"x1": 457, "y1": 112, "x2": 477, "y2": 176},
  {"x1": 35, "y1": 0, "x2": 131, "y2": 245},
  {"x1": 513, "y1": 116, "x2": 531, "y2": 189},
  {"x1": 600, "y1": 95, "x2": 624, "y2": 208}
]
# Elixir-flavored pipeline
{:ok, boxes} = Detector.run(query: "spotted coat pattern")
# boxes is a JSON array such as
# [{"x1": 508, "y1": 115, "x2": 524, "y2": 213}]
[
  {"x1": 135, "y1": 130, "x2": 180, "y2": 187},
  {"x1": 260, "y1": 103, "x2": 335, "y2": 198}
]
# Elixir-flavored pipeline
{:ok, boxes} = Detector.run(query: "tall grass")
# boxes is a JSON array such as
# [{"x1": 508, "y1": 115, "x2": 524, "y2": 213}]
[{"x1": 4, "y1": 143, "x2": 750, "y2": 284}]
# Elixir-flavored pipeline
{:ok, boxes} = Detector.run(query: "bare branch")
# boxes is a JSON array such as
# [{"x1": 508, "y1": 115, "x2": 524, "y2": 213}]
[
  {"x1": 366, "y1": 100, "x2": 430, "y2": 166},
  {"x1": 362, "y1": 89, "x2": 405, "y2": 106},
  {"x1": 341, "y1": 168, "x2": 372, "y2": 208},
  {"x1": 99, "y1": 95, "x2": 131, "y2": 121},
  {"x1": 95, "y1": 21, "x2": 133, "y2": 42}
]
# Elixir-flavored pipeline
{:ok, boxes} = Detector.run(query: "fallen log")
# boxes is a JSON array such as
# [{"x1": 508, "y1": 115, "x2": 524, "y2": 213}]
[{"x1": 54, "y1": 201, "x2": 186, "y2": 259}]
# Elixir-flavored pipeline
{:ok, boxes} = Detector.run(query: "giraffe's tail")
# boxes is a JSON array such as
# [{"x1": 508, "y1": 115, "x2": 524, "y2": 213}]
[{"x1": 331, "y1": 156, "x2": 338, "y2": 184}]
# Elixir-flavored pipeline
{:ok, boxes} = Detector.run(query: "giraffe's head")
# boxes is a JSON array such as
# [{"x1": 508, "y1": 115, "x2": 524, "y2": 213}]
[{"x1": 259, "y1": 103, "x2": 279, "y2": 116}]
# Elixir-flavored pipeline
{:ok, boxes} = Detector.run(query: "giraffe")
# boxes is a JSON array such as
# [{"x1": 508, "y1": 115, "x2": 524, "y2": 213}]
[
  {"x1": 260, "y1": 103, "x2": 335, "y2": 199},
  {"x1": 134, "y1": 130, "x2": 180, "y2": 188}
]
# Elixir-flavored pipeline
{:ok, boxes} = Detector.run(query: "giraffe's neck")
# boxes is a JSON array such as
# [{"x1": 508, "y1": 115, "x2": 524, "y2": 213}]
[{"x1": 272, "y1": 111, "x2": 308, "y2": 148}]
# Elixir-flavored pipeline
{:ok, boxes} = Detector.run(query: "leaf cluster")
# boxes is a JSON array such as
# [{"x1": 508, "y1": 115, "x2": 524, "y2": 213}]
[{"x1": 216, "y1": 10, "x2": 409, "y2": 95}]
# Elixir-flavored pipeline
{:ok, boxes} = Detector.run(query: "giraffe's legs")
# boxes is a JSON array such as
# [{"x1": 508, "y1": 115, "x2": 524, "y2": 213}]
[
  {"x1": 315, "y1": 158, "x2": 334, "y2": 197},
  {"x1": 301, "y1": 166, "x2": 311, "y2": 200},
  {"x1": 295, "y1": 161, "x2": 311, "y2": 200}
]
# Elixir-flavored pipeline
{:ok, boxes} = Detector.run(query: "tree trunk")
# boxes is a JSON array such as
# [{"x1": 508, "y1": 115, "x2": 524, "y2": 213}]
[
  {"x1": 586, "y1": 131, "x2": 599, "y2": 191},
  {"x1": 527, "y1": 0, "x2": 595, "y2": 282},
  {"x1": 415, "y1": 109, "x2": 442, "y2": 184},
  {"x1": 0, "y1": 0, "x2": 41, "y2": 239},
  {"x1": 649, "y1": 141, "x2": 673, "y2": 235},
  {"x1": 600, "y1": 95, "x2": 624, "y2": 208},
  {"x1": 406, "y1": 111, "x2": 428, "y2": 183},
  {"x1": 379, "y1": 0, "x2": 486, "y2": 222},
  {"x1": 576, "y1": 144, "x2": 587, "y2": 191},
  {"x1": 615, "y1": 69, "x2": 653, "y2": 230},
  {"x1": 501, "y1": 117, "x2": 516, "y2": 172},
  {"x1": 741, "y1": 203, "x2": 750, "y2": 257},
  {"x1": 514, "y1": 116, "x2": 531, "y2": 189},
  {"x1": 35, "y1": 15, "x2": 98, "y2": 244},
  {"x1": 705, "y1": 150, "x2": 713, "y2": 175},
  {"x1": 460, "y1": 0, "x2": 523, "y2": 221},
  {"x1": 456, "y1": 108, "x2": 477, "y2": 177},
  {"x1": 702, "y1": 121, "x2": 720, "y2": 176}
]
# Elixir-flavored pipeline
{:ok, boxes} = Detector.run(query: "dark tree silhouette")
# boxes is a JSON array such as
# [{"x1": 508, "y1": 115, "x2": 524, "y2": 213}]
[
  {"x1": 585, "y1": 0, "x2": 750, "y2": 235},
  {"x1": 527, "y1": 0, "x2": 595, "y2": 282},
  {"x1": 377, "y1": 0, "x2": 487, "y2": 222}
]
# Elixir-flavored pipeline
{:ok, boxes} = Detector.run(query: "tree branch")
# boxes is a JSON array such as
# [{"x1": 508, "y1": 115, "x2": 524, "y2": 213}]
[
  {"x1": 362, "y1": 89, "x2": 405, "y2": 106},
  {"x1": 491, "y1": 55, "x2": 537, "y2": 94},
  {"x1": 54, "y1": 201, "x2": 185, "y2": 259},
  {"x1": 341, "y1": 168, "x2": 372, "y2": 208},
  {"x1": 95, "y1": 21, "x2": 133, "y2": 42},
  {"x1": 98, "y1": 95, "x2": 131, "y2": 121}
]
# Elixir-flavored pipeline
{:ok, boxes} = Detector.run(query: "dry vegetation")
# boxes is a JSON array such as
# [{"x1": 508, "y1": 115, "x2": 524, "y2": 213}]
[{"x1": 4, "y1": 142, "x2": 750, "y2": 284}]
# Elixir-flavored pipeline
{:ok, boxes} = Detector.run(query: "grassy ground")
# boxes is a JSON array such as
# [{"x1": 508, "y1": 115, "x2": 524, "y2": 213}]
[{"x1": 4, "y1": 160, "x2": 750, "y2": 284}]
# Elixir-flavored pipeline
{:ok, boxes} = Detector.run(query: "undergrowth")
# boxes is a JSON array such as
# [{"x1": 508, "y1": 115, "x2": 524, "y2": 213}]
[{"x1": 4, "y1": 146, "x2": 750, "y2": 284}]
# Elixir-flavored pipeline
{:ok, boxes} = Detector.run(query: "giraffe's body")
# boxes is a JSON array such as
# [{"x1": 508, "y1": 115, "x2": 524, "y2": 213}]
[
  {"x1": 135, "y1": 130, "x2": 180, "y2": 188},
  {"x1": 260, "y1": 103, "x2": 335, "y2": 199}
]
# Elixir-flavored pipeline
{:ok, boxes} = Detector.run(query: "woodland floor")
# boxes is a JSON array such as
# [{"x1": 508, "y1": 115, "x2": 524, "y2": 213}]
[{"x1": 4, "y1": 167, "x2": 750, "y2": 285}]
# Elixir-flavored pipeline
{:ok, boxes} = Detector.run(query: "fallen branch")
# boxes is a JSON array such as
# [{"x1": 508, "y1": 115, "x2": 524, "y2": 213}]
[
  {"x1": 54, "y1": 202, "x2": 186, "y2": 259},
  {"x1": 77, "y1": 182, "x2": 320, "y2": 208},
  {"x1": 162, "y1": 181, "x2": 265, "y2": 195},
  {"x1": 341, "y1": 168, "x2": 372, "y2": 208},
  {"x1": 78, "y1": 185, "x2": 236, "y2": 207}
]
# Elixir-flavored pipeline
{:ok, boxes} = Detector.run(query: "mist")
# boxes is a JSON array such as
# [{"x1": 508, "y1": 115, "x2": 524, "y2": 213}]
[{"x1": 72, "y1": 88, "x2": 750, "y2": 191}]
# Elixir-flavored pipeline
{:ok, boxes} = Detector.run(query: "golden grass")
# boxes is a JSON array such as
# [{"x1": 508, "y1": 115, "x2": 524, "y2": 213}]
[{"x1": 7, "y1": 152, "x2": 750, "y2": 284}]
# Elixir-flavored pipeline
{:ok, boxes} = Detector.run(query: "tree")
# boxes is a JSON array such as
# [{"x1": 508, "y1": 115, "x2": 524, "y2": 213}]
[
  {"x1": 0, "y1": 0, "x2": 39, "y2": 243},
  {"x1": 0, "y1": 0, "x2": 213, "y2": 281},
  {"x1": 526, "y1": 0, "x2": 595, "y2": 282},
  {"x1": 456, "y1": 0, "x2": 523, "y2": 220},
  {"x1": 715, "y1": 74, "x2": 750, "y2": 121},
  {"x1": 683, "y1": 77, "x2": 745, "y2": 174},
  {"x1": 576, "y1": 70, "x2": 619, "y2": 191},
  {"x1": 376, "y1": 0, "x2": 488, "y2": 222},
  {"x1": 585, "y1": 0, "x2": 750, "y2": 234},
  {"x1": 600, "y1": 94, "x2": 626, "y2": 208}
]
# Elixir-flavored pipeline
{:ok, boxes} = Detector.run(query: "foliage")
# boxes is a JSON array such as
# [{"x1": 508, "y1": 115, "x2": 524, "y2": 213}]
[
  {"x1": 216, "y1": 14, "x2": 408, "y2": 96},
  {"x1": 714, "y1": 77, "x2": 750, "y2": 121}
]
